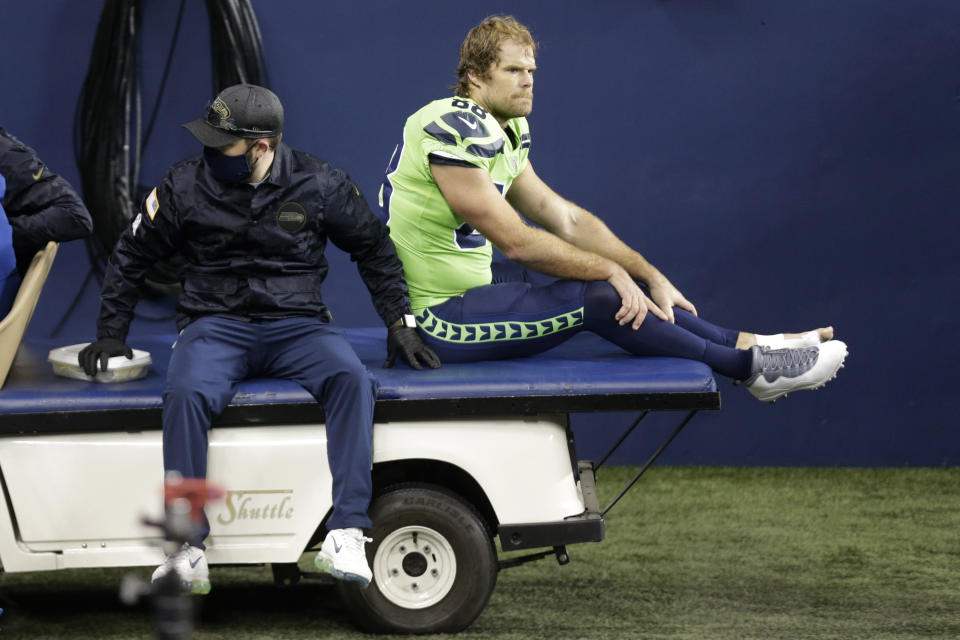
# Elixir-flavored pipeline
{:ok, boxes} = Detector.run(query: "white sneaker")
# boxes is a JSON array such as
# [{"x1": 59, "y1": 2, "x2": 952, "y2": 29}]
[
  {"x1": 315, "y1": 527, "x2": 373, "y2": 587},
  {"x1": 151, "y1": 543, "x2": 210, "y2": 594},
  {"x1": 744, "y1": 340, "x2": 848, "y2": 402}
]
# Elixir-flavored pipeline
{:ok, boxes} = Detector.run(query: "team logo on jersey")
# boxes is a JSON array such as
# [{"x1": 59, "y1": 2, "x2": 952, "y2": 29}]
[
  {"x1": 277, "y1": 202, "x2": 307, "y2": 233},
  {"x1": 145, "y1": 187, "x2": 160, "y2": 221}
]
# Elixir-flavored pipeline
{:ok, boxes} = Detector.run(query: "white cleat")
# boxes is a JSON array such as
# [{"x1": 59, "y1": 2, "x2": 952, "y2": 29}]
[
  {"x1": 315, "y1": 527, "x2": 373, "y2": 588},
  {"x1": 151, "y1": 543, "x2": 210, "y2": 594},
  {"x1": 743, "y1": 341, "x2": 848, "y2": 402}
]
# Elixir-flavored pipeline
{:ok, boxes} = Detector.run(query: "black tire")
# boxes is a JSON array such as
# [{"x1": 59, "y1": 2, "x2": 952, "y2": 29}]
[{"x1": 338, "y1": 484, "x2": 498, "y2": 634}]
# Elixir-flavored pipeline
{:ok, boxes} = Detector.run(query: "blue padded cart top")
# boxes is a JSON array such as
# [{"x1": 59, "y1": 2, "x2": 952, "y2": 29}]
[{"x1": 0, "y1": 329, "x2": 719, "y2": 432}]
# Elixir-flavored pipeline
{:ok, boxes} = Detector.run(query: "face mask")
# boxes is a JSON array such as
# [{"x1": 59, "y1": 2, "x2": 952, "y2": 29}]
[{"x1": 203, "y1": 141, "x2": 257, "y2": 184}]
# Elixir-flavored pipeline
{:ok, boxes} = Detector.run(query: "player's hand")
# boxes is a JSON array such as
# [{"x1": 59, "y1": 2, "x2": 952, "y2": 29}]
[
  {"x1": 78, "y1": 338, "x2": 134, "y2": 377},
  {"x1": 647, "y1": 274, "x2": 697, "y2": 323},
  {"x1": 607, "y1": 267, "x2": 668, "y2": 330},
  {"x1": 384, "y1": 326, "x2": 441, "y2": 370}
]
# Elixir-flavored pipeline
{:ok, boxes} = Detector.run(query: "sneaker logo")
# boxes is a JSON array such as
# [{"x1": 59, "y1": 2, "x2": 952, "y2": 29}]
[
  {"x1": 189, "y1": 555, "x2": 202, "y2": 569},
  {"x1": 333, "y1": 536, "x2": 343, "y2": 553}
]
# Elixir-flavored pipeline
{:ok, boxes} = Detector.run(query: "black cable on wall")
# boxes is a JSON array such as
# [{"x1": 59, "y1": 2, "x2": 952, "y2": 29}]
[
  {"x1": 207, "y1": 0, "x2": 269, "y2": 92},
  {"x1": 73, "y1": 0, "x2": 142, "y2": 269}
]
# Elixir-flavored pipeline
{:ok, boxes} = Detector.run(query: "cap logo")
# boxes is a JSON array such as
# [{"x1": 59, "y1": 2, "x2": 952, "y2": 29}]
[{"x1": 211, "y1": 97, "x2": 231, "y2": 126}]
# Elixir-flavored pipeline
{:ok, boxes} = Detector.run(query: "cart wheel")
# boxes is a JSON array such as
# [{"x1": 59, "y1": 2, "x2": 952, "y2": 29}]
[{"x1": 338, "y1": 484, "x2": 497, "y2": 633}]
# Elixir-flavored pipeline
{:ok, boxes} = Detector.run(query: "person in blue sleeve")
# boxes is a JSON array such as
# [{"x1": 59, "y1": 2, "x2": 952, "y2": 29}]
[
  {"x1": 0, "y1": 174, "x2": 18, "y2": 316},
  {"x1": 0, "y1": 128, "x2": 94, "y2": 316},
  {"x1": 79, "y1": 84, "x2": 440, "y2": 594}
]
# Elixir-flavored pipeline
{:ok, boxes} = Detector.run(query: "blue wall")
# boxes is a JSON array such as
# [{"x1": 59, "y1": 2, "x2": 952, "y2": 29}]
[{"x1": 1, "y1": 1, "x2": 956, "y2": 465}]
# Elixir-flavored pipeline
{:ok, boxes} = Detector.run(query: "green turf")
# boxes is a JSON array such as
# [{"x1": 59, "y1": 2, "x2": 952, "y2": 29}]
[{"x1": 1, "y1": 467, "x2": 957, "y2": 639}]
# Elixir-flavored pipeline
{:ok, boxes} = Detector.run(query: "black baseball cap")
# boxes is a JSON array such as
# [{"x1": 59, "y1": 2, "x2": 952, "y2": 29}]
[{"x1": 183, "y1": 83, "x2": 284, "y2": 147}]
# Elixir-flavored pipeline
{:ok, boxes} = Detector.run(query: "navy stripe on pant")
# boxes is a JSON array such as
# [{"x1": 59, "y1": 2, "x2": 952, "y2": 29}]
[{"x1": 163, "y1": 315, "x2": 375, "y2": 543}]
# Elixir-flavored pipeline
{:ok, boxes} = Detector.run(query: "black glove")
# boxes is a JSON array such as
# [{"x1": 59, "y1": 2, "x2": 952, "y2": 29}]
[
  {"x1": 384, "y1": 326, "x2": 441, "y2": 370},
  {"x1": 79, "y1": 338, "x2": 133, "y2": 377}
]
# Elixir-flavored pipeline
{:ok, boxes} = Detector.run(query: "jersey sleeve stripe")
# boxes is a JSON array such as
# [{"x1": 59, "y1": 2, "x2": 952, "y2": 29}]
[
  {"x1": 423, "y1": 122, "x2": 458, "y2": 146},
  {"x1": 428, "y1": 152, "x2": 479, "y2": 168},
  {"x1": 464, "y1": 139, "x2": 504, "y2": 159}
]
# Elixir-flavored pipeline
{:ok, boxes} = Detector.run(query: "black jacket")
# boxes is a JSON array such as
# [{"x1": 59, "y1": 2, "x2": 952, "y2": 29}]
[
  {"x1": 97, "y1": 142, "x2": 412, "y2": 340},
  {"x1": 0, "y1": 128, "x2": 93, "y2": 275}
]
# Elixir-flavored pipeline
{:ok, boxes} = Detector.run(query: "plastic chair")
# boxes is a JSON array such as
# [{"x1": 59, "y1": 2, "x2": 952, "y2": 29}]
[{"x1": 0, "y1": 242, "x2": 58, "y2": 389}]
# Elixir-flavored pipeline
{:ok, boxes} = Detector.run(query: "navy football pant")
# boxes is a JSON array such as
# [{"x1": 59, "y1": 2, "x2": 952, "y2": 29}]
[
  {"x1": 416, "y1": 280, "x2": 752, "y2": 380},
  {"x1": 163, "y1": 315, "x2": 375, "y2": 543}
]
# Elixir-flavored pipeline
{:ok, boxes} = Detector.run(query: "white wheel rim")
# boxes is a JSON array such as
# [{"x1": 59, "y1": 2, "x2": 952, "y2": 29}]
[{"x1": 373, "y1": 525, "x2": 457, "y2": 609}]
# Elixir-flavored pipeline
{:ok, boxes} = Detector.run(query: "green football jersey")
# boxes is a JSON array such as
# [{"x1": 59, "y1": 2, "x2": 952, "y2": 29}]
[{"x1": 379, "y1": 96, "x2": 531, "y2": 311}]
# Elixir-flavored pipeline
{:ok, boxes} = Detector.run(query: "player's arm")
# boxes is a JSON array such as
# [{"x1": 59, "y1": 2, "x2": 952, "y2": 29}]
[
  {"x1": 506, "y1": 162, "x2": 697, "y2": 321},
  {"x1": 430, "y1": 162, "x2": 664, "y2": 328}
]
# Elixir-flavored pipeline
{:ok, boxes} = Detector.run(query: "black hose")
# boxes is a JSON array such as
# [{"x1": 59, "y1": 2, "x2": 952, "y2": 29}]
[
  {"x1": 206, "y1": 0, "x2": 269, "y2": 92},
  {"x1": 73, "y1": 0, "x2": 142, "y2": 264}
]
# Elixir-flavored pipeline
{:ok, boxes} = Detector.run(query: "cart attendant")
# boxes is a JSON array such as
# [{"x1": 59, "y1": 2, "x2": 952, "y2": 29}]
[{"x1": 79, "y1": 83, "x2": 439, "y2": 594}]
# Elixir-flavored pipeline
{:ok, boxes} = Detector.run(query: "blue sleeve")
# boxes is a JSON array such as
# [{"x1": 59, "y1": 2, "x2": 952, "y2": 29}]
[{"x1": 0, "y1": 175, "x2": 20, "y2": 317}]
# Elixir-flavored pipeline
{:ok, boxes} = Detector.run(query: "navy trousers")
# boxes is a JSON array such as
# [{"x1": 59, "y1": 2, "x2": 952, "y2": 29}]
[
  {"x1": 163, "y1": 315, "x2": 375, "y2": 542},
  {"x1": 416, "y1": 280, "x2": 752, "y2": 380}
]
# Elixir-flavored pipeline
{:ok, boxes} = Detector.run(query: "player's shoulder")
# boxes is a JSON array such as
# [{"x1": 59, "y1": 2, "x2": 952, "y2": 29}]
[
  {"x1": 410, "y1": 96, "x2": 466, "y2": 120},
  {"x1": 413, "y1": 97, "x2": 507, "y2": 155},
  {"x1": 506, "y1": 116, "x2": 531, "y2": 151},
  {"x1": 510, "y1": 115, "x2": 530, "y2": 136}
]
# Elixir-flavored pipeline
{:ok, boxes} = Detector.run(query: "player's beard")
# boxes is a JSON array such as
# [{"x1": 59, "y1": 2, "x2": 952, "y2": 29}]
[{"x1": 499, "y1": 93, "x2": 533, "y2": 120}]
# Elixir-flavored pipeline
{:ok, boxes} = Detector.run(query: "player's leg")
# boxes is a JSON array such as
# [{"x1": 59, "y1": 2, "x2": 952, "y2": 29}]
[
  {"x1": 671, "y1": 308, "x2": 833, "y2": 349},
  {"x1": 417, "y1": 279, "x2": 748, "y2": 376},
  {"x1": 583, "y1": 282, "x2": 752, "y2": 379},
  {"x1": 584, "y1": 282, "x2": 846, "y2": 399},
  {"x1": 158, "y1": 315, "x2": 251, "y2": 592},
  {"x1": 415, "y1": 280, "x2": 590, "y2": 362},
  {"x1": 163, "y1": 316, "x2": 250, "y2": 482},
  {"x1": 670, "y1": 308, "x2": 740, "y2": 347},
  {"x1": 262, "y1": 317, "x2": 375, "y2": 586}
]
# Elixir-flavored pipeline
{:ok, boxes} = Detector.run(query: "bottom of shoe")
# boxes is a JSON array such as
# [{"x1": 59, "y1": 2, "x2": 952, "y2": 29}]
[{"x1": 315, "y1": 551, "x2": 371, "y2": 587}]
